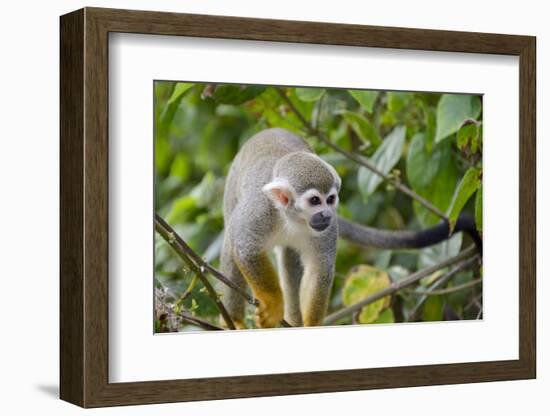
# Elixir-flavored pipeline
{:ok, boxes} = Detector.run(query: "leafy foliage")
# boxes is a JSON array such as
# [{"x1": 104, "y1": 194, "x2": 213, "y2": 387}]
[
  {"x1": 357, "y1": 126, "x2": 406, "y2": 200},
  {"x1": 447, "y1": 167, "x2": 482, "y2": 232},
  {"x1": 342, "y1": 265, "x2": 393, "y2": 324},
  {"x1": 349, "y1": 90, "x2": 378, "y2": 113},
  {"x1": 154, "y1": 82, "x2": 483, "y2": 332},
  {"x1": 435, "y1": 94, "x2": 481, "y2": 142},
  {"x1": 407, "y1": 132, "x2": 458, "y2": 226}
]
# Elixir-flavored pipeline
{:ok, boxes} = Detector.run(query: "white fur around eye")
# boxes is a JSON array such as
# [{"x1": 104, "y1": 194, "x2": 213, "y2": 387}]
[
  {"x1": 297, "y1": 189, "x2": 322, "y2": 210},
  {"x1": 326, "y1": 187, "x2": 339, "y2": 205}
]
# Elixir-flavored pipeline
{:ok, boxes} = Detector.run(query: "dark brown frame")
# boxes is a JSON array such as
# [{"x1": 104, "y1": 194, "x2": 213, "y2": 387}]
[{"x1": 60, "y1": 7, "x2": 536, "y2": 408}]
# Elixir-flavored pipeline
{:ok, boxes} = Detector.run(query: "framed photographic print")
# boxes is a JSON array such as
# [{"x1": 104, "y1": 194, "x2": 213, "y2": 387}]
[{"x1": 60, "y1": 7, "x2": 536, "y2": 408}]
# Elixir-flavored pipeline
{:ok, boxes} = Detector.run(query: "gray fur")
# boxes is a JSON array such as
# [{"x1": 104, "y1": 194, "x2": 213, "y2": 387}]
[
  {"x1": 219, "y1": 234, "x2": 247, "y2": 326},
  {"x1": 277, "y1": 247, "x2": 303, "y2": 327},
  {"x1": 219, "y1": 128, "x2": 339, "y2": 327},
  {"x1": 274, "y1": 152, "x2": 335, "y2": 194},
  {"x1": 299, "y1": 225, "x2": 338, "y2": 326},
  {"x1": 218, "y1": 127, "x2": 470, "y2": 327}
]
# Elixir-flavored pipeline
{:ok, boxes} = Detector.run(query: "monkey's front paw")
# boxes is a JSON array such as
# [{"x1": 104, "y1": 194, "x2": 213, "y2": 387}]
[
  {"x1": 233, "y1": 319, "x2": 247, "y2": 330},
  {"x1": 219, "y1": 316, "x2": 247, "y2": 330},
  {"x1": 255, "y1": 300, "x2": 284, "y2": 328}
]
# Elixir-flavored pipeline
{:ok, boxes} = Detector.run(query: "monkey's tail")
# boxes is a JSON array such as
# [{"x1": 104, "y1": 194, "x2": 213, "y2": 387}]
[{"x1": 337, "y1": 213, "x2": 482, "y2": 252}]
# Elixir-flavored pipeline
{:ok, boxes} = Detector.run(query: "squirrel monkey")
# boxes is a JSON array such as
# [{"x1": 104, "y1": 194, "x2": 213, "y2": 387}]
[{"x1": 220, "y1": 128, "x2": 480, "y2": 329}]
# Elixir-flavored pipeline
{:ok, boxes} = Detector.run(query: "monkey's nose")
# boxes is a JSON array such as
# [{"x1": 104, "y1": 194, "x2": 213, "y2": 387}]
[
  {"x1": 310, "y1": 212, "x2": 332, "y2": 231},
  {"x1": 311, "y1": 222, "x2": 330, "y2": 231}
]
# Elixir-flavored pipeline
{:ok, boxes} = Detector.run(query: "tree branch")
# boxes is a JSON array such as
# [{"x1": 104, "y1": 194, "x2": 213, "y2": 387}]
[
  {"x1": 155, "y1": 214, "x2": 292, "y2": 329},
  {"x1": 407, "y1": 277, "x2": 481, "y2": 296},
  {"x1": 155, "y1": 215, "x2": 236, "y2": 330},
  {"x1": 276, "y1": 87, "x2": 448, "y2": 222},
  {"x1": 156, "y1": 214, "x2": 258, "y2": 307},
  {"x1": 406, "y1": 256, "x2": 479, "y2": 321},
  {"x1": 155, "y1": 282, "x2": 225, "y2": 331},
  {"x1": 178, "y1": 311, "x2": 224, "y2": 331},
  {"x1": 323, "y1": 246, "x2": 479, "y2": 325},
  {"x1": 176, "y1": 274, "x2": 198, "y2": 305}
]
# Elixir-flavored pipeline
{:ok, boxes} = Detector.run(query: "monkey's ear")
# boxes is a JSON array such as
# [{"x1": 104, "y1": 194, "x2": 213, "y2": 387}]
[{"x1": 262, "y1": 179, "x2": 292, "y2": 209}]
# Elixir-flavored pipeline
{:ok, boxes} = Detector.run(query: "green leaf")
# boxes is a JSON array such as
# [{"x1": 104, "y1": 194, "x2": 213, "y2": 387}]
[
  {"x1": 246, "y1": 87, "x2": 303, "y2": 134},
  {"x1": 406, "y1": 133, "x2": 458, "y2": 226},
  {"x1": 446, "y1": 167, "x2": 482, "y2": 232},
  {"x1": 423, "y1": 295, "x2": 444, "y2": 321},
  {"x1": 475, "y1": 185, "x2": 483, "y2": 235},
  {"x1": 341, "y1": 111, "x2": 381, "y2": 148},
  {"x1": 456, "y1": 122, "x2": 479, "y2": 152},
  {"x1": 357, "y1": 126, "x2": 406, "y2": 199},
  {"x1": 446, "y1": 271, "x2": 474, "y2": 308},
  {"x1": 155, "y1": 136, "x2": 172, "y2": 175},
  {"x1": 435, "y1": 94, "x2": 481, "y2": 143},
  {"x1": 418, "y1": 233, "x2": 463, "y2": 270},
  {"x1": 348, "y1": 90, "x2": 379, "y2": 113},
  {"x1": 342, "y1": 265, "x2": 391, "y2": 324},
  {"x1": 372, "y1": 308, "x2": 395, "y2": 324},
  {"x1": 387, "y1": 265, "x2": 410, "y2": 282},
  {"x1": 374, "y1": 250, "x2": 392, "y2": 269},
  {"x1": 295, "y1": 87, "x2": 325, "y2": 102},
  {"x1": 386, "y1": 91, "x2": 410, "y2": 113},
  {"x1": 190, "y1": 172, "x2": 224, "y2": 208},
  {"x1": 189, "y1": 298, "x2": 199, "y2": 316},
  {"x1": 169, "y1": 153, "x2": 191, "y2": 181},
  {"x1": 424, "y1": 106, "x2": 437, "y2": 153},
  {"x1": 166, "y1": 195, "x2": 198, "y2": 224},
  {"x1": 167, "y1": 82, "x2": 194, "y2": 105},
  {"x1": 406, "y1": 133, "x2": 442, "y2": 191},
  {"x1": 420, "y1": 270, "x2": 445, "y2": 287},
  {"x1": 158, "y1": 83, "x2": 195, "y2": 139},
  {"x1": 210, "y1": 85, "x2": 266, "y2": 105}
]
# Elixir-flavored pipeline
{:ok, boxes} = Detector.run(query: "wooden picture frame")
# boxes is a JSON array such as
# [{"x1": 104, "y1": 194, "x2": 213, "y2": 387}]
[{"x1": 60, "y1": 7, "x2": 536, "y2": 408}]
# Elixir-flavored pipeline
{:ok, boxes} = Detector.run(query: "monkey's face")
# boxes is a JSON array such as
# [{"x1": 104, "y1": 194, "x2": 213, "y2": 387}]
[
  {"x1": 263, "y1": 153, "x2": 341, "y2": 235},
  {"x1": 295, "y1": 187, "x2": 339, "y2": 233},
  {"x1": 263, "y1": 177, "x2": 339, "y2": 235}
]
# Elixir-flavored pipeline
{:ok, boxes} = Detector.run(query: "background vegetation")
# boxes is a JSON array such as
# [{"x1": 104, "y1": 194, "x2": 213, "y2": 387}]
[{"x1": 154, "y1": 82, "x2": 483, "y2": 332}]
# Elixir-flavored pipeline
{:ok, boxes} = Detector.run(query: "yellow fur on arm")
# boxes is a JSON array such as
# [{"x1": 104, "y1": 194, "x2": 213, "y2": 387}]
[{"x1": 233, "y1": 252, "x2": 284, "y2": 328}]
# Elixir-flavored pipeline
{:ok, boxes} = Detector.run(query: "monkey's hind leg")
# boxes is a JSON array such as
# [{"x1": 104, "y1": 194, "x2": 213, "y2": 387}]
[
  {"x1": 219, "y1": 236, "x2": 248, "y2": 329},
  {"x1": 276, "y1": 247, "x2": 303, "y2": 327}
]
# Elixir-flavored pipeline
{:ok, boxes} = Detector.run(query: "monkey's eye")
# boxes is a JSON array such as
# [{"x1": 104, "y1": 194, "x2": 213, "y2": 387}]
[
  {"x1": 309, "y1": 196, "x2": 322, "y2": 206},
  {"x1": 327, "y1": 195, "x2": 336, "y2": 205}
]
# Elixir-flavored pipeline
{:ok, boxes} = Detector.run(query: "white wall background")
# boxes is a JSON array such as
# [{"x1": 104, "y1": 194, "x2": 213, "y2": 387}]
[{"x1": 0, "y1": 0, "x2": 546, "y2": 414}]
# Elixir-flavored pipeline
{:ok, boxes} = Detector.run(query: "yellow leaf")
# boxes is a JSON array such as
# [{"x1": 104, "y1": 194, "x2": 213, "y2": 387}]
[{"x1": 342, "y1": 265, "x2": 392, "y2": 324}]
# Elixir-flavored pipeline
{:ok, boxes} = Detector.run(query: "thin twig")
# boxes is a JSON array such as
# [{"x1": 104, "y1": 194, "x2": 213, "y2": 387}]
[
  {"x1": 156, "y1": 214, "x2": 258, "y2": 307},
  {"x1": 476, "y1": 306, "x2": 483, "y2": 320},
  {"x1": 313, "y1": 91, "x2": 326, "y2": 131},
  {"x1": 323, "y1": 246, "x2": 478, "y2": 325},
  {"x1": 155, "y1": 214, "x2": 292, "y2": 329},
  {"x1": 155, "y1": 281, "x2": 225, "y2": 331},
  {"x1": 176, "y1": 274, "x2": 198, "y2": 305},
  {"x1": 276, "y1": 87, "x2": 448, "y2": 222},
  {"x1": 407, "y1": 277, "x2": 482, "y2": 296},
  {"x1": 178, "y1": 311, "x2": 224, "y2": 331},
  {"x1": 464, "y1": 293, "x2": 482, "y2": 312},
  {"x1": 407, "y1": 256, "x2": 480, "y2": 320},
  {"x1": 155, "y1": 216, "x2": 236, "y2": 330}
]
